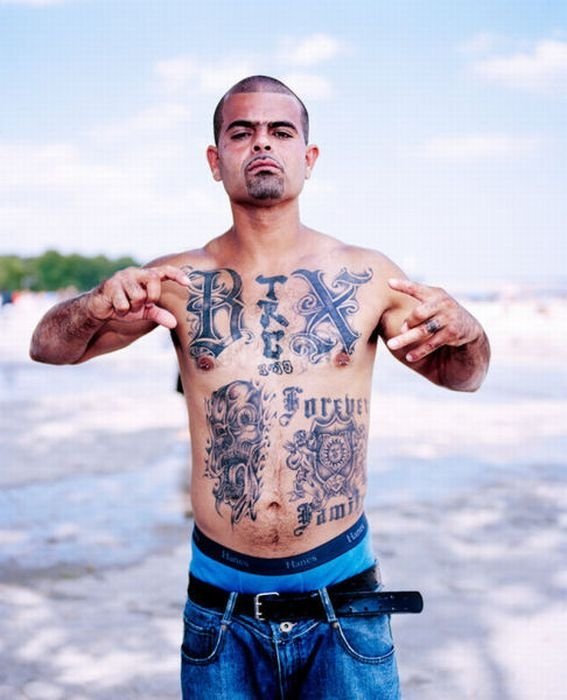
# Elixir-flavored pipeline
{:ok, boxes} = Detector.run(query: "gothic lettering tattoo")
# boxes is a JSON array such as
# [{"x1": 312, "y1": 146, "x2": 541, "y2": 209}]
[
  {"x1": 205, "y1": 380, "x2": 272, "y2": 524},
  {"x1": 295, "y1": 492, "x2": 362, "y2": 535},
  {"x1": 186, "y1": 268, "x2": 253, "y2": 359},
  {"x1": 280, "y1": 386, "x2": 303, "y2": 426},
  {"x1": 284, "y1": 408, "x2": 366, "y2": 536},
  {"x1": 280, "y1": 386, "x2": 369, "y2": 426},
  {"x1": 290, "y1": 268, "x2": 373, "y2": 363},
  {"x1": 256, "y1": 274, "x2": 289, "y2": 359}
]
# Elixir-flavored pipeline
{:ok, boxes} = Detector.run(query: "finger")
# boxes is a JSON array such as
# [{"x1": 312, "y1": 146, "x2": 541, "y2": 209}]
[
  {"x1": 143, "y1": 303, "x2": 178, "y2": 329},
  {"x1": 402, "y1": 300, "x2": 440, "y2": 330},
  {"x1": 405, "y1": 330, "x2": 449, "y2": 363},
  {"x1": 152, "y1": 265, "x2": 190, "y2": 287},
  {"x1": 144, "y1": 272, "x2": 163, "y2": 304},
  {"x1": 121, "y1": 277, "x2": 149, "y2": 309},
  {"x1": 125, "y1": 267, "x2": 185, "y2": 305},
  {"x1": 387, "y1": 315, "x2": 444, "y2": 351},
  {"x1": 108, "y1": 285, "x2": 132, "y2": 314},
  {"x1": 388, "y1": 278, "x2": 433, "y2": 303},
  {"x1": 388, "y1": 325, "x2": 431, "y2": 351}
]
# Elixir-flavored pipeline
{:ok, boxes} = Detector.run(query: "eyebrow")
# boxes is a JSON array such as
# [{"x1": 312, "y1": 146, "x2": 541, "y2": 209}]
[{"x1": 225, "y1": 120, "x2": 299, "y2": 133}]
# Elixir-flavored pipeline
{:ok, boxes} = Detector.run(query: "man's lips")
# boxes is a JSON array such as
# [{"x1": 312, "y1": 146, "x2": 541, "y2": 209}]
[{"x1": 246, "y1": 156, "x2": 282, "y2": 173}]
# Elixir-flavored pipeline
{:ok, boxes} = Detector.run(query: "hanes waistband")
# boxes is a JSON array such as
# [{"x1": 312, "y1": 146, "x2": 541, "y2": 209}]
[{"x1": 192, "y1": 514, "x2": 369, "y2": 576}]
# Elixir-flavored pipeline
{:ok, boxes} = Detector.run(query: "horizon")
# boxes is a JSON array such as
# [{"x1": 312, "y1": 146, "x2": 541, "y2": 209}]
[{"x1": 3, "y1": 248, "x2": 567, "y2": 300}]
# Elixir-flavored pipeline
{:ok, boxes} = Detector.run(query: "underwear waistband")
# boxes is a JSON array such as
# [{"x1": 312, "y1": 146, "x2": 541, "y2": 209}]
[{"x1": 192, "y1": 513, "x2": 368, "y2": 576}]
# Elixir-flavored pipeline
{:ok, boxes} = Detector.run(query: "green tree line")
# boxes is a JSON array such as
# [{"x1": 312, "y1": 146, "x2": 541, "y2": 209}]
[{"x1": 0, "y1": 251, "x2": 139, "y2": 292}]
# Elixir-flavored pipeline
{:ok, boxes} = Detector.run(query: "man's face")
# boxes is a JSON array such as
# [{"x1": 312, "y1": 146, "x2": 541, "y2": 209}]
[{"x1": 207, "y1": 92, "x2": 318, "y2": 205}]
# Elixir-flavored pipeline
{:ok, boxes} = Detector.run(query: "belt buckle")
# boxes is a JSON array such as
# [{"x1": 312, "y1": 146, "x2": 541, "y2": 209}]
[{"x1": 254, "y1": 591, "x2": 279, "y2": 621}]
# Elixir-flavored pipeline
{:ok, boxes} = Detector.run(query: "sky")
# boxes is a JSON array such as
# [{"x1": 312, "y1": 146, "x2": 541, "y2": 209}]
[{"x1": 1, "y1": 0, "x2": 566, "y2": 287}]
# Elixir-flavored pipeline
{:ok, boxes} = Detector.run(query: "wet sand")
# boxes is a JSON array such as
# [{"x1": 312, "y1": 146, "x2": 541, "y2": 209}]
[{"x1": 1, "y1": 296, "x2": 566, "y2": 699}]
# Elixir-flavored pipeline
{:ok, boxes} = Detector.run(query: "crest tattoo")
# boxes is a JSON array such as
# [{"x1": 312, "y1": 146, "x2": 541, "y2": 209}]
[{"x1": 285, "y1": 413, "x2": 366, "y2": 533}]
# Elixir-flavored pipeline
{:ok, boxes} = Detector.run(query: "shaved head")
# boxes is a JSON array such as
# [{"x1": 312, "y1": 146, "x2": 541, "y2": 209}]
[{"x1": 213, "y1": 75, "x2": 309, "y2": 145}]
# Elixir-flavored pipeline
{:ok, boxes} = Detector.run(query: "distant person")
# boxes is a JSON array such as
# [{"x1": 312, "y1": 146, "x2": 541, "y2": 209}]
[{"x1": 30, "y1": 76, "x2": 490, "y2": 699}]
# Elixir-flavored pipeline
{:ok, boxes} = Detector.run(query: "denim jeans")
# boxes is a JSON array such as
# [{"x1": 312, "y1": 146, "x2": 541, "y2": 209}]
[{"x1": 180, "y1": 587, "x2": 401, "y2": 699}]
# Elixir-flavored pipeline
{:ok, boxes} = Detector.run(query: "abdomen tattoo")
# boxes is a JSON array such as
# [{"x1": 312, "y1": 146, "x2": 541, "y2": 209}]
[
  {"x1": 283, "y1": 391, "x2": 367, "y2": 536},
  {"x1": 204, "y1": 380, "x2": 272, "y2": 525}
]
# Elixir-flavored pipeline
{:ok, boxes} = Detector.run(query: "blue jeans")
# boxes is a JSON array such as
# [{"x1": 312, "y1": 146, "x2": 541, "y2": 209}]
[{"x1": 180, "y1": 587, "x2": 401, "y2": 699}]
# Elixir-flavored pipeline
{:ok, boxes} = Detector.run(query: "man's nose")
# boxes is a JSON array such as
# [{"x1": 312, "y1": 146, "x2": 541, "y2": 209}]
[{"x1": 252, "y1": 133, "x2": 271, "y2": 151}]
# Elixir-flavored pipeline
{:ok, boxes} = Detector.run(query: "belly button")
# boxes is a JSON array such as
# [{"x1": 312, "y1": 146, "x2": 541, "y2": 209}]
[
  {"x1": 335, "y1": 351, "x2": 351, "y2": 367},
  {"x1": 196, "y1": 356, "x2": 215, "y2": 371}
]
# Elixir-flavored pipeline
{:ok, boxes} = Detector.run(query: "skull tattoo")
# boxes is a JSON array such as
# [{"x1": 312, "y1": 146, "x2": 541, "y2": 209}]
[{"x1": 205, "y1": 380, "x2": 269, "y2": 524}]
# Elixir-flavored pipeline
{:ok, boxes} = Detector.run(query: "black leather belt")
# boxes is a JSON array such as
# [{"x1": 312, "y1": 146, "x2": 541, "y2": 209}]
[{"x1": 188, "y1": 567, "x2": 423, "y2": 622}]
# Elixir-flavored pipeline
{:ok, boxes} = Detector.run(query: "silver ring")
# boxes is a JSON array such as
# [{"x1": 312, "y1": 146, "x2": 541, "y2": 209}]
[{"x1": 425, "y1": 318, "x2": 441, "y2": 334}]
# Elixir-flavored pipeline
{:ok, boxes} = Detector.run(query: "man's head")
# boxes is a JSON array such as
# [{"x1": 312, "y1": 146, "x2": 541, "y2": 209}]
[
  {"x1": 213, "y1": 75, "x2": 309, "y2": 145},
  {"x1": 207, "y1": 76, "x2": 318, "y2": 205}
]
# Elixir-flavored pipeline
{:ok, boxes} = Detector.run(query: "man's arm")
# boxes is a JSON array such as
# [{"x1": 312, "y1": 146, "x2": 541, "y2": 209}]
[
  {"x1": 380, "y1": 277, "x2": 490, "y2": 392},
  {"x1": 30, "y1": 265, "x2": 189, "y2": 365}
]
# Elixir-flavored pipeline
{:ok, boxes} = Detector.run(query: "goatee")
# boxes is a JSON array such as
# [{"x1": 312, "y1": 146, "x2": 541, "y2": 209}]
[{"x1": 246, "y1": 172, "x2": 284, "y2": 200}]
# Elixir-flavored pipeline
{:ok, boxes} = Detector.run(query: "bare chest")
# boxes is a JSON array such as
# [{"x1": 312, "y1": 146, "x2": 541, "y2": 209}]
[{"x1": 174, "y1": 264, "x2": 379, "y2": 378}]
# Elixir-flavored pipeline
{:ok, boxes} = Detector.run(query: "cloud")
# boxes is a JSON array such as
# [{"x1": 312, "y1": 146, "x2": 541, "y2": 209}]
[
  {"x1": 278, "y1": 34, "x2": 344, "y2": 66},
  {"x1": 153, "y1": 58, "x2": 197, "y2": 94},
  {"x1": 0, "y1": 142, "x2": 128, "y2": 190},
  {"x1": 418, "y1": 134, "x2": 541, "y2": 161},
  {"x1": 154, "y1": 34, "x2": 343, "y2": 99},
  {"x1": 472, "y1": 39, "x2": 567, "y2": 92},
  {"x1": 0, "y1": 138, "x2": 227, "y2": 258},
  {"x1": 90, "y1": 103, "x2": 191, "y2": 143},
  {"x1": 460, "y1": 32, "x2": 502, "y2": 56},
  {"x1": 281, "y1": 73, "x2": 333, "y2": 100},
  {"x1": 154, "y1": 57, "x2": 256, "y2": 95},
  {"x1": 0, "y1": 32, "x2": 342, "y2": 257}
]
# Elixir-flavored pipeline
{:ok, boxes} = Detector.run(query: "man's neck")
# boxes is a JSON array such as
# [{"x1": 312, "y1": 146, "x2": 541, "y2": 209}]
[{"x1": 225, "y1": 199, "x2": 307, "y2": 264}]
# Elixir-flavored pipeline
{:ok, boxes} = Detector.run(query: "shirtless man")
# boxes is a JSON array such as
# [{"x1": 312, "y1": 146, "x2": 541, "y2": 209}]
[{"x1": 30, "y1": 76, "x2": 490, "y2": 699}]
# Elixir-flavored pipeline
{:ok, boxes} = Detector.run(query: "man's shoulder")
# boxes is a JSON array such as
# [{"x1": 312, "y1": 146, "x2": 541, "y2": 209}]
[
  {"x1": 313, "y1": 233, "x2": 403, "y2": 278},
  {"x1": 145, "y1": 245, "x2": 218, "y2": 270}
]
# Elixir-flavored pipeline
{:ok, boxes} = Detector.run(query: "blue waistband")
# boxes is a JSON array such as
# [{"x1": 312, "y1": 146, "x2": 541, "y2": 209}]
[{"x1": 190, "y1": 514, "x2": 375, "y2": 593}]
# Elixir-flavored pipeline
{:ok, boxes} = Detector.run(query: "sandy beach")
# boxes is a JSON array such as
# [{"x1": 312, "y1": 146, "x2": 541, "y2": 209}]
[{"x1": 1, "y1": 293, "x2": 566, "y2": 699}]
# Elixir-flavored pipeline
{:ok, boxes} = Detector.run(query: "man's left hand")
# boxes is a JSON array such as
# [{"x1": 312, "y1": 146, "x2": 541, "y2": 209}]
[{"x1": 386, "y1": 278, "x2": 483, "y2": 363}]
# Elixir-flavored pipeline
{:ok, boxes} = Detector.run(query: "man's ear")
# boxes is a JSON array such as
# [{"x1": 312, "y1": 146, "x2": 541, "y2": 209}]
[
  {"x1": 304, "y1": 144, "x2": 319, "y2": 180},
  {"x1": 206, "y1": 145, "x2": 222, "y2": 181}
]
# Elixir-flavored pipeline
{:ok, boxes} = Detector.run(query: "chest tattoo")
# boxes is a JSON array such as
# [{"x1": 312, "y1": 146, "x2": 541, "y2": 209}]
[
  {"x1": 290, "y1": 268, "x2": 373, "y2": 363},
  {"x1": 186, "y1": 268, "x2": 252, "y2": 359},
  {"x1": 185, "y1": 266, "x2": 373, "y2": 366},
  {"x1": 256, "y1": 274, "x2": 289, "y2": 359}
]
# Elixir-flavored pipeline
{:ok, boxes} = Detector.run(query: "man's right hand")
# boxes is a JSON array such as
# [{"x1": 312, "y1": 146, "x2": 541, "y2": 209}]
[{"x1": 87, "y1": 265, "x2": 190, "y2": 329}]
